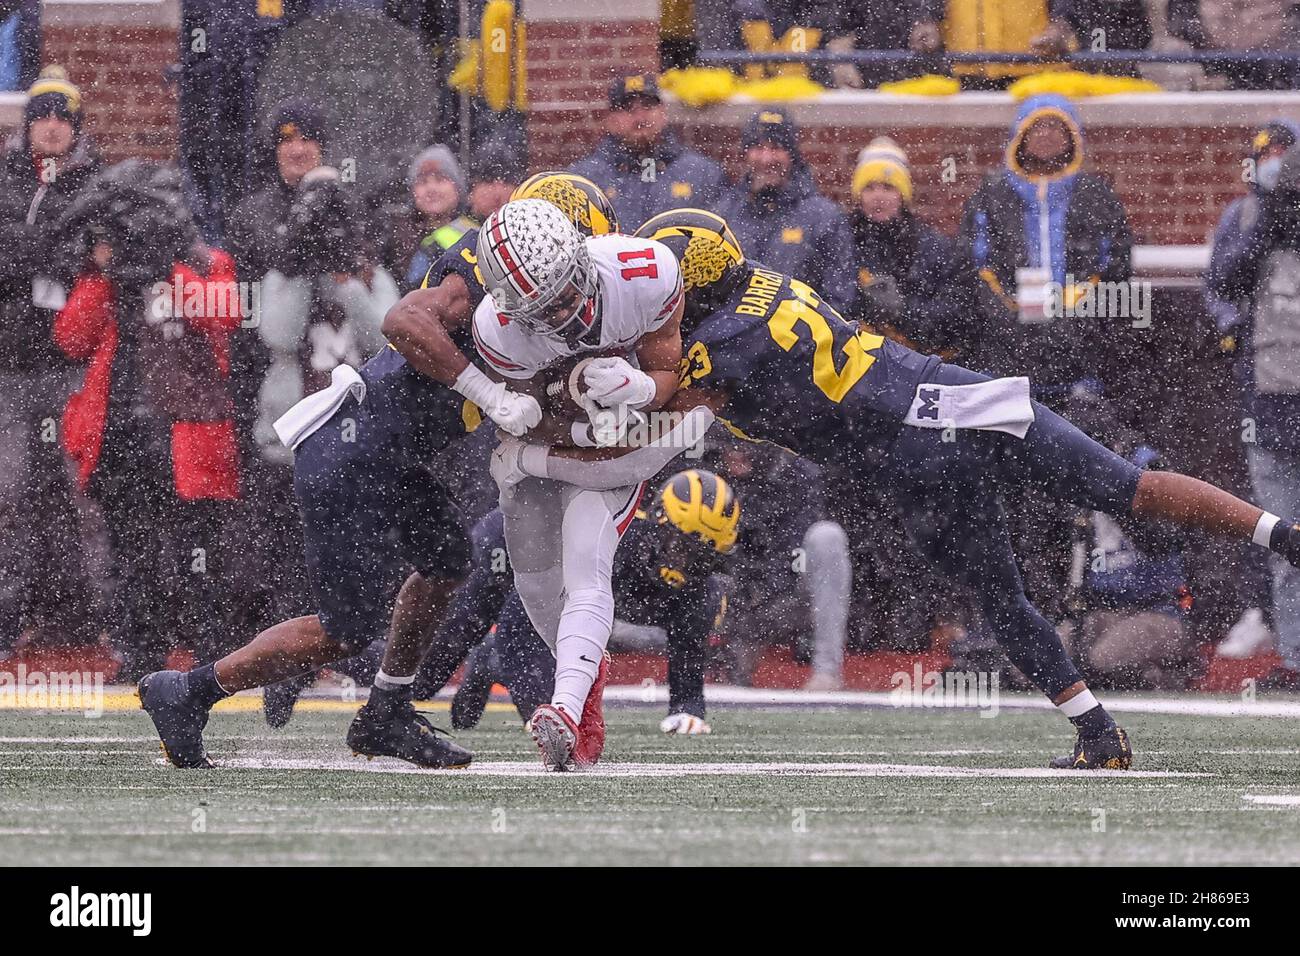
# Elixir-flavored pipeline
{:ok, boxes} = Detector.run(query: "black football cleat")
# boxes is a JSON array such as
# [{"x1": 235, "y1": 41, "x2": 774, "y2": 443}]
[
  {"x1": 345, "y1": 701, "x2": 473, "y2": 769},
  {"x1": 138, "y1": 671, "x2": 215, "y2": 769},
  {"x1": 1050, "y1": 725, "x2": 1133, "y2": 770},
  {"x1": 263, "y1": 673, "x2": 314, "y2": 729},
  {"x1": 450, "y1": 641, "x2": 497, "y2": 731},
  {"x1": 1277, "y1": 522, "x2": 1300, "y2": 568}
]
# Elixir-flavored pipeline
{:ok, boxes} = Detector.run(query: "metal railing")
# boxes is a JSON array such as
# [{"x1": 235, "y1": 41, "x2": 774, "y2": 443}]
[{"x1": 699, "y1": 49, "x2": 1300, "y2": 69}]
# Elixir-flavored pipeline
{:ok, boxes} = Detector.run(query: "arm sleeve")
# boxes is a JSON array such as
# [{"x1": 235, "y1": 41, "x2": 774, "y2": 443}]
[{"x1": 525, "y1": 405, "x2": 716, "y2": 490}]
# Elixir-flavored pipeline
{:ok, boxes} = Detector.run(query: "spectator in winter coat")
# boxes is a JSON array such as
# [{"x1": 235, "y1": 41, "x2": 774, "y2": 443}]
[
  {"x1": 715, "y1": 109, "x2": 857, "y2": 311},
  {"x1": 0, "y1": 65, "x2": 100, "y2": 648},
  {"x1": 957, "y1": 93, "x2": 1135, "y2": 630},
  {"x1": 224, "y1": 98, "x2": 398, "y2": 643},
  {"x1": 1208, "y1": 138, "x2": 1300, "y2": 690},
  {"x1": 695, "y1": 0, "x2": 839, "y2": 83},
  {"x1": 380, "y1": 144, "x2": 476, "y2": 293},
  {"x1": 960, "y1": 94, "x2": 1133, "y2": 390},
  {"x1": 826, "y1": 4, "x2": 927, "y2": 89},
  {"x1": 568, "y1": 73, "x2": 728, "y2": 230},
  {"x1": 845, "y1": 136, "x2": 980, "y2": 358},
  {"x1": 1167, "y1": 0, "x2": 1300, "y2": 90},
  {"x1": 53, "y1": 163, "x2": 241, "y2": 679},
  {"x1": 1205, "y1": 121, "x2": 1298, "y2": 345}
]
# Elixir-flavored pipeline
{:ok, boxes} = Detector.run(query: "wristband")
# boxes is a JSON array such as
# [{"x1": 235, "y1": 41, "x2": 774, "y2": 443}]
[
  {"x1": 570, "y1": 420, "x2": 598, "y2": 447},
  {"x1": 519, "y1": 444, "x2": 551, "y2": 479},
  {"x1": 452, "y1": 364, "x2": 499, "y2": 409}
]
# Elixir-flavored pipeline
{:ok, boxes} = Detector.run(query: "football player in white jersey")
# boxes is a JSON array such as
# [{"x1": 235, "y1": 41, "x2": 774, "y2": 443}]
[{"x1": 471, "y1": 198, "x2": 685, "y2": 770}]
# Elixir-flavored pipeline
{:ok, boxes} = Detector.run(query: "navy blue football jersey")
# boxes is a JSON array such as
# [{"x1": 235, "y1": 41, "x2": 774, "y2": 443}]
[{"x1": 678, "y1": 263, "x2": 940, "y2": 470}]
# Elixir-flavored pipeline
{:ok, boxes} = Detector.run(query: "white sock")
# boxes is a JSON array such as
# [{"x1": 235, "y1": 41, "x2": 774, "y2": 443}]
[
  {"x1": 552, "y1": 634, "x2": 605, "y2": 720},
  {"x1": 1056, "y1": 688, "x2": 1099, "y2": 719},
  {"x1": 1254, "y1": 512, "x2": 1281, "y2": 547},
  {"x1": 373, "y1": 669, "x2": 414, "y2": 692}
]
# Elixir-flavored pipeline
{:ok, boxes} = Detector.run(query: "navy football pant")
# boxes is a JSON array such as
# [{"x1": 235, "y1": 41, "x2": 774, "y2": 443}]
[
  {"x1": 293, "y1": 398, "x2": 471, "y2": 655},
  {"x1": 883, "y1": 364, "x2": 1143, "y2": 697}
]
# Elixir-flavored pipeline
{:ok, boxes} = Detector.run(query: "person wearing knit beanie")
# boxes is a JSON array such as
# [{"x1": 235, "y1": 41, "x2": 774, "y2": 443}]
[
  {"x1": 407, "y1": 144, "x2": 467, "y2": 212},
  {"x1": 25, "y1": 65, "x2": 83, "y2": 160},
  {"x1": 852, "y1": 136, "x2": 913, "y2": 210}
]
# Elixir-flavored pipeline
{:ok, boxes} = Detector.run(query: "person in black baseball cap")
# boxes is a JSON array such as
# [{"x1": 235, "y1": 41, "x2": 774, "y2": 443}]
[
  {"x1": 567, "y1": 71, "x2": 728, "y2": 228},
  {"x1": 716, "y1": 107, "x2": 857, "y2": 310},
  {"x1": 269, "y1": 99, "x2": 328, "y2": 189},
  {"x1": 605, "y1": 73, "x2": 664, "y2": 156},
  {"x1": 467, "y1": 139, "x2": 526, "y2": 222}
]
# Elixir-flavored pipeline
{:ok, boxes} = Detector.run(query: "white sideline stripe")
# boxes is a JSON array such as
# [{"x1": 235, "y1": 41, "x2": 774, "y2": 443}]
[
  {"x1": 1243, "y1": 795, "x2": 1300, "y2": 806},
  {"x1": 601, "y1": 686, "x2": 1300, "y2": 718},
  {"x1": 14, "y1": 685, "x2": 1300, "y2": 719},
  {"x1": 220, "y1": 755, "x2": 1208, "y2": 779}
]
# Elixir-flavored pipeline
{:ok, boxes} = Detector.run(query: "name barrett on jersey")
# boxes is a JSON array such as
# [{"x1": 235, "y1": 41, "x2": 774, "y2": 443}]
[
  {"x1": 471, "y1": 234, "x2": 683, "y2": 380},
  {"x1": 677, "y1": 264, "x2": 941, "y2": 470}
]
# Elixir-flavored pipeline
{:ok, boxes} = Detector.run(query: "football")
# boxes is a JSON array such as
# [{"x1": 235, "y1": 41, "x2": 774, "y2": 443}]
[{"x1": 536, "y1": 354, "x2": 595, "y2": 419}]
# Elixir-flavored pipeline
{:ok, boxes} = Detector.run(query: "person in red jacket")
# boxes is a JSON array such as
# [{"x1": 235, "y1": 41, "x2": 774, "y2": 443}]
[{"x1": 54, "y1": 164, "x2": 242, "y2": 679}]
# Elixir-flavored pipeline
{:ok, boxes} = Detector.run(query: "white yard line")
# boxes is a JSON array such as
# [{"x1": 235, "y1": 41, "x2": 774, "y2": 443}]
[
  {"x1": 1243, "y1": 794, "x2": 1300, "y2": 806},
  {"x1": 220, "y1": 755, "x2": 1209, "y2": 779},
  {"x1": 600, "y1": 686, "x2": 1300, "y2": 718},
  {"x1": 10, "y1": 685, "x2": 1300, "y2": 719}
]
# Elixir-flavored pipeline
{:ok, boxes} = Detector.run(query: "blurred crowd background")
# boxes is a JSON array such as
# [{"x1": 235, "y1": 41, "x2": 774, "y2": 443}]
[{"x1": 3, "y1": 0, "x2": 1300, "y2": 693}]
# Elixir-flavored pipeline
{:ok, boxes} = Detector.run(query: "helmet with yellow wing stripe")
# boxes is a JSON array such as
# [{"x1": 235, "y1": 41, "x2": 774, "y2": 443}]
[
  {"x1": 634, "y1": 208, "x2": 746, "y2": 330},
  {"x1": 654, "y1": 468, "x2": 740, "y2": 556},
  {"x1": 511, "y1": 172, "x2": 619, "y2": 237}
]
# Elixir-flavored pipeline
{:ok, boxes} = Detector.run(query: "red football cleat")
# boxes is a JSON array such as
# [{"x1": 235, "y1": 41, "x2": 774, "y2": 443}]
[
  {"x1": 572, "y1": 651, "x2": 610, "y2": 767},
  {"x1": 529, "y1": 703, "x2": 579, "y2": 772}
]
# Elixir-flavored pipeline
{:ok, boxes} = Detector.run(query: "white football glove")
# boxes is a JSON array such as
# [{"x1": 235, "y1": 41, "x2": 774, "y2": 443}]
[
  {"x1": 489, "y1": 436, "x2": 528, "y2": 491},
  {"x1": 582, "y1": 356, "x2": 656, "y2": 409},
  {"x1": 489, "y1": 388, "x2": 543, "y2": 437},
  {"x1": 581, "y1": 395, "x2": 645, "y2": 448},
  {"x1": 660, "y1": 713, "x2": 712, "y2": 735},
  {"x1": 453, "y1": 364, "x2": 542, "y2": 437}
]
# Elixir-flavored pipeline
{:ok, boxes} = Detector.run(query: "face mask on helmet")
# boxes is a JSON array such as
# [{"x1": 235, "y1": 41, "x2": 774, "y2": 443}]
[
  {"x1": 652, "y1": 518, "x2": 728, "y2": 586},
  {"x1": 508, "y1": 247, "x2": 599, "y2": 343}
]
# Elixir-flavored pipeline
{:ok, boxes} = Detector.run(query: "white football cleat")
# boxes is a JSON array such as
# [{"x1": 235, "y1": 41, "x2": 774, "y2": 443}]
[
  {"x1": 660, "y1": 712, "x2": 711, "y2": 735},
  {"x1": 529, "y1": 703, "x2": 579, "y2": 771},
  {"x1": 1216, "y1": 608, "x2": 1275, "y2": 659}
]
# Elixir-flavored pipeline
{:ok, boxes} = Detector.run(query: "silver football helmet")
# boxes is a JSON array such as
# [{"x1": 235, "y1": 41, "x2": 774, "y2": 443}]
[{"x1": 477, "y1": 198, "x2": 599, "y2": 341}]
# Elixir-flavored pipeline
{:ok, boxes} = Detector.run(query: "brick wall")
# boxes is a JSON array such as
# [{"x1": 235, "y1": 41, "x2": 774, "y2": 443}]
[
  {"x1": 40, "y1": 0, "x2": 179, "y2": 162},
  {"x1": 676, "y1": 109, "x2": 1261, "y2": 246},
  {"x1": 522, "y1": 0, "x2": 659, "y2": 171}
]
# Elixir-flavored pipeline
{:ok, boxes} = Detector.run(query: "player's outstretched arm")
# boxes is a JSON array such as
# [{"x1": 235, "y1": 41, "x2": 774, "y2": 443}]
[
  {"x1": 381, "y1": 274, "x2": 475, "y2": 385},
  {"x1": 494, "y1": 392, "x2": 726, "y2": 491},
  {"x1": 383, "y1": 273, "x2": 541, "y2": 437}
]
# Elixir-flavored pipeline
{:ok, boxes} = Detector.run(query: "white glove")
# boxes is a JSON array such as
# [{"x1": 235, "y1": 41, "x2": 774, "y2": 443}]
[
  {"x1": 581, "y1": 395, "x2": 645, "y2": 448},
  {"x1": 660, "y1": 713, "x2": 711, "y2": 735},
  {"x1": 490, "y1": 436, "x2": 528, "y2": 491},
  {"x1": 453, "y1": 364, "x2": 542, "y2": 437},
  {"x1": 582, "y1": 356, "x2": 656, "y2": 409}
]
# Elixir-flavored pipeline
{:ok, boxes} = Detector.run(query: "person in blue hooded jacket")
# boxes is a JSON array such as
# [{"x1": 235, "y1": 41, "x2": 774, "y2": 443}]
[
  {"x1": 957, "y1": 93, "x2": 1138, "y2": 638},
  {"x1": 960, "y1": 94, "x2": 1134, "y2": 393},
  {"x1": 714, "y1": 109, "x2": 858, "y2": 312}
]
